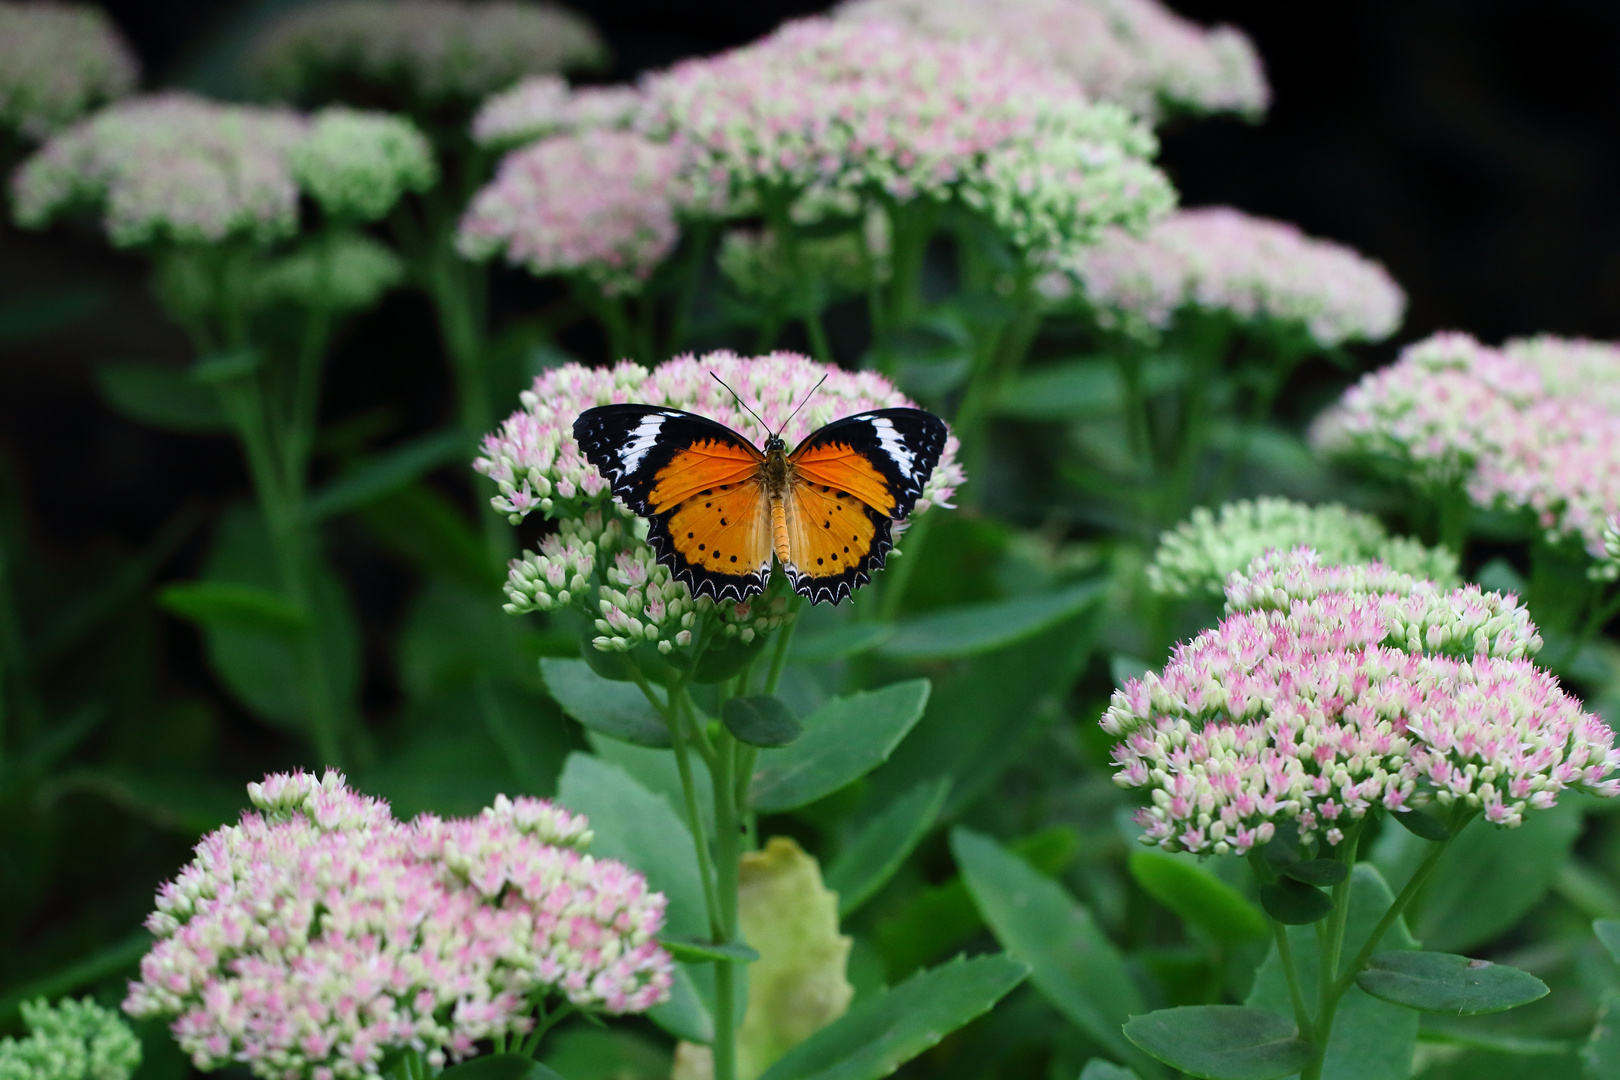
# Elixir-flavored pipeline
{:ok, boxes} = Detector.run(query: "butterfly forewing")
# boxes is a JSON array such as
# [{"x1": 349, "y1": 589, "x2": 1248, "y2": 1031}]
[
  {"x1": 789, "y1": 408, "x2": 947, "y2": 518},
  {"x1": 574, "y1": 405, "x2": 763, "y2": 515},
  {"x1": 575, "y1": 405, "x2": 773, "y2": 602}
]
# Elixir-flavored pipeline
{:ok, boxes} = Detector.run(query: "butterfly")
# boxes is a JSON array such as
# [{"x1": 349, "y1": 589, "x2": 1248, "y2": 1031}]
[{"x1": 574, "y1": 386, "x2": 946, "y2": 606}]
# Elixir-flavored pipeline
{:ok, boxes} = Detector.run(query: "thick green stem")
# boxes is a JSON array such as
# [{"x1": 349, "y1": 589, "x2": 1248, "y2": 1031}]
[
  {"x1": 1300, "y1": 812, "x2": 1469, "y2": 1080},
  {"x1": 1273, "y1": 920, "x2": 1314, "y2": 1042},
  {"x1": 1211, "y1": 352, "x2": 1298, "y2": 503},
  {"x1": 876, "y1": 511, "x2": 934, "y2": 622},
  {"x1": 1434, "y1": 484, "x2": 1470, "y2": 563},
  {"x1": 667, "y1": 222, "x2": 714, "y2": 354},
  {"x1": 885, "y1": 201, "x2": 937, "y2": 333},
  {"x1": 215, "y1": 372, "x2": 347, "y2": 769},
  {"x1": 711, "y1": 725, "x2": 743, "y2": 1080},
  {"x1": 803, "y1": 308, "x2": 834, "y2": 364},
  {"x1": 633, "y1": 672, "x2": 722, "y2": 938},
  {"x1": 762, "y1": 598, "x2": 804, "y2": 695}
]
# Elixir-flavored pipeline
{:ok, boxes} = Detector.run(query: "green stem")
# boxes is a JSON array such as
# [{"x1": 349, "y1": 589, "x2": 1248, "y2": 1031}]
[
  {"x1": 1435, "y1": 484, "x2": 1470, "y2": 563},
  {"x1": 763, "y1": 598, "x2": 804, "y2": 695},
  {"x1": 667, "y1": 221, "x2": 714, "y2": 354},
  {"x1": 803, "y1": 307, "x2": 834, "y2": 364},
  {"x1": 711, "y1": 724, "x2": 743, "y2": 1080},
  {"x1": 1272, "y1": 920, "x2": 1314, "y2": 1042},
  {"x1": 885, "y1": 200, "x2": 937, "y2": 333},
  {"x1": 633, "y1": 672, "x2": 722, "y2": 938},
  {"x1": 518, "y1": 1000, "x2": 576, "y2": 1057},
  {"x1": 1211, "y1": 352, "x2": 1297, "y2": 503},
  {"x1": 215, "y1": 373, "x2": 347, "y2": 769},
  {"x1": 1300, "y1": 812, "x2": 1470, "y2": 1080}
]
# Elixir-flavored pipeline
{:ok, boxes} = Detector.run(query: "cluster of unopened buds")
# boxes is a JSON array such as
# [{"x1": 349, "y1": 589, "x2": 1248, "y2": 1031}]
[
  {"x1": 1149, "y1": 497, "x2": 1457, "y2": 600},
  {"x1": 1106, "y1": 548, "x2": 1617, "y2": 856}
]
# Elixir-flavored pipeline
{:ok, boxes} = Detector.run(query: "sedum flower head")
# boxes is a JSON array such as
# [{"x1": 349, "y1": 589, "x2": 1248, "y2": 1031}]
[
  {"x1": 476, "y1": 352, "x2": 964, "y2": 651},
  {"x1": 457, "y1": 130, "x2": 682, "y2": 295},
  {"x1": 289, "y1": 107, "x2": 437, "y2": 222},
  {"x1": 0, "y1": 2, "x2": 138, "y2": 141},
  {"x1": 1149, "y1": 498, "x2": 1458, "y2": 600},
  {"x1": 255, "y1": 233, "x2": 406, "y2": 313},
  {"x1": 471, "y1": 75, "x2": 642, "y2": 149},
  {"x1": 1312, "y1": 332, "x2": 1620, "y2": 562},
  {"x1": 251, "y1": 0, "x2": 606, "y2": 111},
  {"x1": 639, "y1": 17, "x2": 1173, "y2": 260},
  {"x1": 1054, "y1": 207, "x2": 1405, "y2": 345},
  {"x1": 0, "y1": 998, "x2": 140, "y2": 1080},
  {"x1": 12, "y1": 93, "x2": 307, "y2": 247},
  {"x1": 125, "y1": 771, "x2": 670, "y2": 1080},
  {"x1": 1105, "y1": 557, "x2": 1618, "y2": 856},
  {"x1": 833, "y1": 0, "x2": 1267, "y2": 123}
]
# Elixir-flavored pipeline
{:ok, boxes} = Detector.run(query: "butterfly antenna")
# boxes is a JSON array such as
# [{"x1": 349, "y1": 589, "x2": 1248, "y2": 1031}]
[
  {"x1": 775, "y1": 374, "x2": 829, "y2": 438},
  {"x1": 710, "y1": 372, "x2": 770, "y2": 433}
]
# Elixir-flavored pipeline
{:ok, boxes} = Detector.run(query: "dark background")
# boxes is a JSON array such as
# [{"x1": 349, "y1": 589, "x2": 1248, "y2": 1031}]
[{"x1": 4, "y1": 0, "x2": 1619, "y2": 599}]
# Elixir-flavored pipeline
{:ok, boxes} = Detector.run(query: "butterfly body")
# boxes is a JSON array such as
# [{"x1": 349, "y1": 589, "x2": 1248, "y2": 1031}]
[{"x1": 574, "y1": 404, "x2": 946, "y2": 605}]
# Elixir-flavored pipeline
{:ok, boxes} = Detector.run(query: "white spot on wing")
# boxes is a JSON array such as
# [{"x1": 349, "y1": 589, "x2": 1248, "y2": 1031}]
[
  {"x1": 617, "y1": 414, "x2": 670, "y2": 475},
  {"x1": 870, "y1": 417, "x2": 916, "y2": 476}
]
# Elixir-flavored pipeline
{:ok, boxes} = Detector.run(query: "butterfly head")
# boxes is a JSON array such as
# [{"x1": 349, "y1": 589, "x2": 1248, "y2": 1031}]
[{"x1": 763, "y1": 434, "x2": 787, "y2": 455}]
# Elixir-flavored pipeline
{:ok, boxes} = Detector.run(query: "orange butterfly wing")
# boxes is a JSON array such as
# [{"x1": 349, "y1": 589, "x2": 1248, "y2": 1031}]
[{"x1": 781, "y1": 472, "x2": 889, "y2": 604}]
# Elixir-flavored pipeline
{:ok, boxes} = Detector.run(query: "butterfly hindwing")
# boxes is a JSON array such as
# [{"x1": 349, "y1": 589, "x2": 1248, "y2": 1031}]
[
  {"x1": 788, "y1": 408, "x2": 947, "y2": 518},
  {"x1": 575, "y1": 405, "x2": 773, "y2": 602},
  {"x1": 783, "y1": 476, "x2": 893, "y2": 605},
  {"x1": 658, "y1": 481, "x2": 774, "y2": 602},
  {"x1": 574, "y1": 405, "x2": 763, "y2": 516}
]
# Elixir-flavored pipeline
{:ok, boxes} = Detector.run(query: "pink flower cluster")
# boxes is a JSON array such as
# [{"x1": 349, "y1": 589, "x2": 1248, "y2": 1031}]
[
  {"x1": 12, "y1": 93, "x2": 306, "y2": 247},
  {"x1": 639, "y1": 17, "x2": 1172, "y2": 257},
  {"x1": 1105, "y1": 552, "x2": 1618, "y2": 855},
  {"x1": 1056, "y1": 207, "x2": 1406, "y2": 346},
  {"x1": 834, "y1": 0, "x2": 1268, "y2": 122},
  {"x1": 124, "y1": 772, "x2": 671, "y2": 1080},
  {"x1": 251, "y1": 0, "x2": 606, "y2": 107},
  {"x1": 478, "y1": 352, "x2": 961, "y2": 650},
  {"x1": 0, "y1": 1, "x2": 138, "y2": 141},
  {"x1": 471, "y1": 75, "x2": 641, "y2": 148},
  {"x1": 458, "y1": 130, "x2": 682, "y2": 295},
  {"x1": 12, "y1": 94, "x2": 435, "y2": 250},
  {"x1": 1224, "y1": 547, "x2": 1541, "y2": 660},
  {"x1": 1312, "y1": 332, "x2": 1620, "y2": 559}
]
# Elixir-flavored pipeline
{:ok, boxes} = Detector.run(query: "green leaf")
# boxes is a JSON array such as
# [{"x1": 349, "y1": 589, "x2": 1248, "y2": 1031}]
[
  {"x1": 1376, "y1": 800, "x2": 1582, "y2": 952},
  {"x1": 756, "y1": 954, "x2": 1028, "y2": 1080},
  {"x1": 692, "y1": 629, "x2": 772, "y2": 684},
  {"x1": 1282, "y1": 859, "x2": 1349, "y2": 887},
  {"x1": 1247, "y1": 864, "x2": 1418, "y2": 1080},
  {"x1": 826, "y1": 778, "x2": 950, "y2": 918},
  {"x1": 358, "y1": 484, "x2": 500, "y2": 592},
  {"x1": 193, "y1": 503, "x2": 361, "y2": 731},
  {"x1": 953, "y1": 829, "x2": 1150, "y2": 1072},
  {"x1": 1123, "y1": 1006, "x2": 1313, "y2": 1080},
  {"x1": 306, "y1": 430, "x2": 466, "y2": 520},
  {"x1": 995, "y1": 359, "x2": 1122, "y2": 420},
  {"x1": 1128, "y1": 851, "x2": 1267, "y2": 946},
  {"x1": 868, "y1": 616, "x2": 1098, "y2": 817},
  {"x1": 750, "y1": 680, "x2": 930, "y2": 813},
  {"x1": 789, "y1": 622, "x2": 896, "y2": 664},
  {"x1": 1356, "y1": 951, "x2": 1549, "y2": 1015},
  {"x1": 557, "y1": 753, "x2": 714, "y2": 1043},
  {"x1": 877, "y1": 580, "x2": 1105, "y2": 661},
  {"x1": 435, "y1": 1055, "x2": 565, "y2": 1080},
  {"x1": 1391, "y1": 809, "x2": 1451, "y2": 841},
  {"x1": 96, "y1": 362, "x2": 228, "y2": 432},
  {"x1": 1586, "y1": 989, "x2": 1620, "y2": 1080},
  {"x1": 158, "y1": 581, "x2": 307, "y2": 637},
  {"x1": 1260, "y1": 878, "x2": 1333, "y2": 925},
  {"x1": 660, "y1": 937, "x2": 760, "y2": 965},
  {"x1": 1079, "y1": 1063, "x2": 1141, "y2": 1080},
  {"x1": 540, "y1": 658, "x2": 670, "y2": 747},
  {"x1": 873, "y1": 827, "x2": 1077, "y2": 978},
  {"x1": 190, "y1": 349, "x2": 260, "y2": 384},
  {"x1": 722, "y1": 695, "x2": 802, "y2": 748},
  {"x1": 1596, "y1": 919, "x2": 1620, "y2": 964}
]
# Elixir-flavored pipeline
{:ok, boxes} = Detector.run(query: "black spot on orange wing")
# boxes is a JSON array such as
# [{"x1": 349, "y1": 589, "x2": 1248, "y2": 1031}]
[
  {"x1": 651, "y1": 481, "x2": 774, "y2": 602},
  {"x1": 574, "y1": 405, "x2": 763, "y2": 516},
  {"x1": 782, "y1": 477, "x2": 892, "y2": 605}
]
